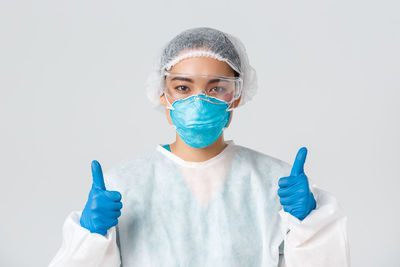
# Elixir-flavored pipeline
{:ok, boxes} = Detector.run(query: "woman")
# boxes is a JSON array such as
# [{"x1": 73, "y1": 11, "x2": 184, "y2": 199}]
[{"x1": 49, "y1": 27, "x2": 350, "y2": 267}]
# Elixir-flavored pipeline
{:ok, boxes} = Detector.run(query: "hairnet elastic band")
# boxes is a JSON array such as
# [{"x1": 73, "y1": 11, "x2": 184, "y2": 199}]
[{"x1": 162, "y1": 50, "x2": 241, "y2": 75}]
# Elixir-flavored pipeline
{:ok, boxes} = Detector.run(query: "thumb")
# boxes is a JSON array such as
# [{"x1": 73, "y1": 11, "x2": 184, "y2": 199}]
[
  {"x1": 91, "y1": 160, "x2": 106, "y2": 190},
  {"x1": 290, "y1": 147, "x2": 308, "y2": 176}
]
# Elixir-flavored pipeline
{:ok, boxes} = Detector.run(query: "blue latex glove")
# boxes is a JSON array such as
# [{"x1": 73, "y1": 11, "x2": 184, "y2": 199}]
[
  {"x1": 278, "y1": 147, "x2": 316, "y2": 221},
  {"x1": 80, "y1": 160, "x2": 123, "y2": 236}
]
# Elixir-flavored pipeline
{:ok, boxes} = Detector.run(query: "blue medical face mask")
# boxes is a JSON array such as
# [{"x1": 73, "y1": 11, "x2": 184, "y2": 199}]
[{"x1": 168, "y1": 94, "x2": 231, "y2": 149}]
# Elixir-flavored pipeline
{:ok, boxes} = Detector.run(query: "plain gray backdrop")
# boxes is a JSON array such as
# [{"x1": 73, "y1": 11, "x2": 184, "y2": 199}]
[{"x1": 1, "y1": 0, "x2": 399, "y2": 266}]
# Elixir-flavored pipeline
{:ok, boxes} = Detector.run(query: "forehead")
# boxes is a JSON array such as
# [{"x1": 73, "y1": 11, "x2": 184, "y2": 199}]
[{"x1": 168, "y1": 56, "x2": 235, "y2": 77}]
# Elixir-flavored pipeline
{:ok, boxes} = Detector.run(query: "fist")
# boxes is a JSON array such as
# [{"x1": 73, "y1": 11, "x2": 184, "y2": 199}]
[
  {"x1": 278, "y1": 147, "x2": 316, "y2": 221},
  {"x1": 80, "y1": 160, "x2": 123, "y2": 235}
]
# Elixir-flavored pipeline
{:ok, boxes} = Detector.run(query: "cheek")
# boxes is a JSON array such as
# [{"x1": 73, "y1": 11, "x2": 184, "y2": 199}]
[{"x1": 223, "y1": 92, "x2": 234, "y2": 103}]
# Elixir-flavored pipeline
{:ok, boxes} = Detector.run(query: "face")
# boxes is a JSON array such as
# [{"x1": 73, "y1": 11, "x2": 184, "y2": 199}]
[{"x1": 159, "y1": 53, "x2": 242, "y2": 127}]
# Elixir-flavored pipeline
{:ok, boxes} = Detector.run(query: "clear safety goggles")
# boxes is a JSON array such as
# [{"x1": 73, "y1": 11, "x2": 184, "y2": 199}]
[{"x1": 161, "y1": 71, "x2": 243, "y2": 109}]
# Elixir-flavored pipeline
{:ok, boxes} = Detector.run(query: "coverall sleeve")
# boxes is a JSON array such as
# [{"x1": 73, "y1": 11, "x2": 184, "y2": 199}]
[
  {"x1": 48, "y1": 210, "x2": 121, "y2": 267},
  {"x1": 279, "y1": 182, "x2": 351, "y2": 267}
]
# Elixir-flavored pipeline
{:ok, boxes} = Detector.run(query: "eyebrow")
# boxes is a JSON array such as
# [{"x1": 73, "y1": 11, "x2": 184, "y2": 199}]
[{"x1": 170, "y1": 76, "x2": 225, "y2": 84}]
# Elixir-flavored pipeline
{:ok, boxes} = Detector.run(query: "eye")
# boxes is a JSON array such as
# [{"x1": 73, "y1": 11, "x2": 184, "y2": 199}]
[
  {"x1": 210, "y1": 87, "x2": 226, "y2": 93},
  {"x1": 174, "y1": 85, "x2": 190, "y2": 92}
]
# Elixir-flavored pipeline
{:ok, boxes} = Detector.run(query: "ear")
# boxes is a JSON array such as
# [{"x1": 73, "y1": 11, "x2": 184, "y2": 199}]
[
  {"x1": 159, "y1": 93, "x2": 173, "y2": 125},
  {"x1": 231, "y1": 95, "x2": 242, "y2": 108},
  {"x1": 159, "y1": 93, "x2": 167, "y2": 106},
  {"x1": 226, "y1": 95, "x2": 241, "y2": 128}
]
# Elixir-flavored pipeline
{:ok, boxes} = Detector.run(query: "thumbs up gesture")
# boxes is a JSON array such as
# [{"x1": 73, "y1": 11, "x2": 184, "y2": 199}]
[
  {"x1": 80, "y1": 160, "x2": 123, "y2": 236},
  {"x1": 278, "y1": 147, "x2": 316, "y2": 221}
]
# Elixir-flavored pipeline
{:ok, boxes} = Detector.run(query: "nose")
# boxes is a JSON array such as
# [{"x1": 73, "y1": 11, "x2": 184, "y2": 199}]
[
  {"x1": 193, "y1": 93, "x2": 209, "y2": 100},
  {"x1": 193, "y1": 88, "x2": 207, "y2": 95}
]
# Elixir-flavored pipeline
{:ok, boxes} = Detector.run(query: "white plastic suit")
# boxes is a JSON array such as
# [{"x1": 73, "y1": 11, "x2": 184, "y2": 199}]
[{"x1": 49, "y1": 140, "x2": 350, "y2": 266}]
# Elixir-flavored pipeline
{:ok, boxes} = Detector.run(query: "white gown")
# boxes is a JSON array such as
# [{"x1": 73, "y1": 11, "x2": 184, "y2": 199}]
[{"x1": 49, "y1": 140, "x2": 350, "y2": 267}]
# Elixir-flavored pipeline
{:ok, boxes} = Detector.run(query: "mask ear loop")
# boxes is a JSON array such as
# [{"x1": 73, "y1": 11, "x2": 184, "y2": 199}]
[
  {"x1": 162, "y1": 89, "x2": 178, "y2": 130},
  {"x1": 224, "y1": 81, "x2": 242, "y2": 129},
  {"x1": 161, "y1": 70, "x2": 176, "y2": 110},
  {"x1": 164, "y1": 93, "x2": 175, "y2": 110},
  {"x1": 226, "y1": 78, "x2": 243, "y2": 112}
]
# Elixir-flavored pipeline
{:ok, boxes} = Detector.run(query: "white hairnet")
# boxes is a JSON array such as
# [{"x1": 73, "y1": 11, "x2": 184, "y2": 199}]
[{"x1": 145, "y1": 27, "x2": 258, "y2": 112}]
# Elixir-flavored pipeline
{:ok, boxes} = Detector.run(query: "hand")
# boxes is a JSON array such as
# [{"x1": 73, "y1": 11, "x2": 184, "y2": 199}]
[
  {"x1": 80, "y1": 160, "x2": 123, "y2": 235},
  {"x1": 278, "y1": 147, "x2": 316, "y2": 221}
]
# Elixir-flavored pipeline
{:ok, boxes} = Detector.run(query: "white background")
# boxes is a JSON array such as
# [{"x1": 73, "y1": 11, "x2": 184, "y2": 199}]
[{"x1": 1, "y1": 0, "x2": 399, "y2": 266}]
